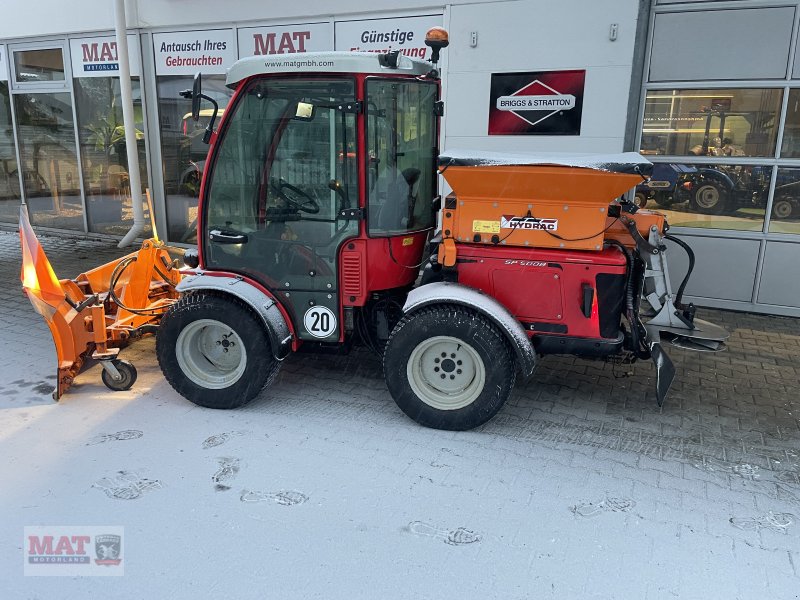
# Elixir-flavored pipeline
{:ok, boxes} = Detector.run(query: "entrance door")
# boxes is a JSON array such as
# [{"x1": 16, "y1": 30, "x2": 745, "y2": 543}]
[
  {"x1": 203, "y1": 77, "x2": 359, "y2": 341},
  {"x1": 9, "y1": 43, "x2": 84, "y2": 231}
]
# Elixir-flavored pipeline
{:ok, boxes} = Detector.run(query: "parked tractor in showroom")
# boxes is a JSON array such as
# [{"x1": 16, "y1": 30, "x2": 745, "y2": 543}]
[
  {"x1": 667, "y1": 106, "x2": 799, "y2": 220},
  {"x1": 20, "y1": 29, "x2": 729, "y2": 431}
]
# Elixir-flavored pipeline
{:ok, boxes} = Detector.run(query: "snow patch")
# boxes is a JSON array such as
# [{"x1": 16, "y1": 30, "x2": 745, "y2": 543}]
[
  {"x1": 241, "y1": 490, "x2": 308, "y2": 506},
  {"x1": 92, "y1": 471, "x2": 162, "y2": 500},
  {"x1": 439, "y1": 148, "x2": 653, "y2": 175},
  {"x1": 408, "y1": 521, "x2": 482, "y2": 545}
]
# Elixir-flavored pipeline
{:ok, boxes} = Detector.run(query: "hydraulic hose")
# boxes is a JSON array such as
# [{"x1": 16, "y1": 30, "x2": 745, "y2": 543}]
[
  {"x1": 664, "y1": 234, "x2": 695, "y2": 310},
  {"x1": 606, "y1": 240, "x2": 649, "y2": 359}
]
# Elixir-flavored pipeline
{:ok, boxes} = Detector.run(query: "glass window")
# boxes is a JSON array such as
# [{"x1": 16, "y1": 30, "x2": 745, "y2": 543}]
[
  {"x1": 0, "y1": 82, "x2": 21, "y2": 222},
  {"x1": 780, "y1": 89, "x2": 800, "y2": 158},
  {"x1": 14, "y1": 48, "x2": 66, "y2": 83},
  {"x1": 156, "y1": 74, "x2": 232, "y2": 243},
  {"x1": 641, "y1": 89, "x2": 782, "y2": 157},
  {"x1": 638, "y1": 162, "x2": 770, "y2": 232},
  {"x1": 14, "y1": 92, "x2": 82, "y2": 230},
  {"x1": 769, "y1": 168, "x2": 800, "y2": 234},
  {"x1": 366, "y1": 79, "x2": 437, "y2": 235},
  {"x1": 74, "y1": 77, "x2": 150, "y2": 236},
  {"x1": 203, "y1": 78, "x2": 359, "y2": 281}
]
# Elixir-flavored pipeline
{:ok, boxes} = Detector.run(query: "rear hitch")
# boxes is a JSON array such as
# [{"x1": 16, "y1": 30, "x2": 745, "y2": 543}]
[{"x1": 634, "y1": 225, "x2": 729, "y2": 405}]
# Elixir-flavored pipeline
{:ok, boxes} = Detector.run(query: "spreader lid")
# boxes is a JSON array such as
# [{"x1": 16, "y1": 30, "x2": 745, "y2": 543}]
[{"x1": 438, "y1": 149, "x2": 653, "y2": 176}]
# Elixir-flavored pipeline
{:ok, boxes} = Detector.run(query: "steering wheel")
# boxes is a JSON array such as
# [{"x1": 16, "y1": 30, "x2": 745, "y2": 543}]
[{"x1": 274, "y1": 179, "x2": 320, "y2": 214}]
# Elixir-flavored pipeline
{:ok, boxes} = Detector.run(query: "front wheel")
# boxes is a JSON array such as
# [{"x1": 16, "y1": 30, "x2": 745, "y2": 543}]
[
  {"x1": 101, "y1": 359, "x2": 137, "y2": 391},
  {"x1": 691, "y1": 181, "x2": 728, "y2": 215},
  {"x1": 156, "y1": 293, "x2": 280, "y2": 409},
  {"x1": 383, "y1": 305, "x2": 516, "y2": 431}
]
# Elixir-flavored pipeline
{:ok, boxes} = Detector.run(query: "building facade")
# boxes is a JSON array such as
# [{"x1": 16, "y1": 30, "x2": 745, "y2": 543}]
[{"x1": 0, "y1": 0, "x2": 798, "y2": 316}]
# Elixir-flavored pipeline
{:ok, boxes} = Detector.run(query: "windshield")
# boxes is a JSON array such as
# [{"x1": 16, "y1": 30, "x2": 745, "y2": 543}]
[
  {"x1": 366, "y1": 79, "x2": 438, "y2": 235},
  {"x1": 203, "y1": 78, "x2": 357, "y2": 250}
]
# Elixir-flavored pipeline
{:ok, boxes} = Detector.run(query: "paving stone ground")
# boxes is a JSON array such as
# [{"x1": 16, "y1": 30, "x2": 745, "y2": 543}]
[{"x1": 0, "y1": 228, "x2": 798, "y2": 599}]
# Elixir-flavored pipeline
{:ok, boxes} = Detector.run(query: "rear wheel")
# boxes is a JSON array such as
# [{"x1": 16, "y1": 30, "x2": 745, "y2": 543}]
[
  {"x1": 383, "y1": 305, "x2": 515, "y2": 431},
  {"x1": 633, "y1": 192, "x2": 648, "y2": 209},
  {"x1": 156, "y1": 293, "x2": 280, "y2": 409},
  {"x1": 772, "y1": 195, "x2": 796, "y2": 219},
  {"x1": 691, "y1": 181, "x2": 728, "y2": 215}
]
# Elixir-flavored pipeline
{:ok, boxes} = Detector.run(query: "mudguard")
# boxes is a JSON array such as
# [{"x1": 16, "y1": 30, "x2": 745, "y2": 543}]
[
  {"x1": 403, "y1": 281, "x2": 537, "y2": 378},
  {"x1": 176, "y1": 273, "x2": 293, "y2": 360}
]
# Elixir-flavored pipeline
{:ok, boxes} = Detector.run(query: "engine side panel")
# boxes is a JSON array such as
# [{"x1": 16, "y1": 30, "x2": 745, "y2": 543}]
[{"x1": 453, "y1": 245, "x2": 628, "y2": 342}]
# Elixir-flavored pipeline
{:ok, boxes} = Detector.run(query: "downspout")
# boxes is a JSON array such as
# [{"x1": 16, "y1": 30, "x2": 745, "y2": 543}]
[{"x1": 114, "y1": 0, "x2": 145, "y2": 248}]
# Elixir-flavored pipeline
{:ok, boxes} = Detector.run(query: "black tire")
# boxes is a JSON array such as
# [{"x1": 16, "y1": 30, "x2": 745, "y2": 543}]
[
  {"x1": 101, "y1": 359, "x2": 137, "y2": 391},
  {"x1": 772, "y1": 195, "x2": 796, "y2": 220},
  {"x1": 633, "y1": 192, "x2": 648, "y2": 209},
  {"x1": 691, "y1": 181, "x2": 728, "y2": 215},
  {"x1": 156, "y1": 292, "x2": 280, "y2": 409},
  {"x1": 383, "y1": 305, "x2": 516, "y2": 431}
]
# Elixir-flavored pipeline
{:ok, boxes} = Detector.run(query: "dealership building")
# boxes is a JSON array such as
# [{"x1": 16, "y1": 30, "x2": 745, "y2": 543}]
[{"x1": 1, "y1": 0, "x2": 799, "y2": 316}]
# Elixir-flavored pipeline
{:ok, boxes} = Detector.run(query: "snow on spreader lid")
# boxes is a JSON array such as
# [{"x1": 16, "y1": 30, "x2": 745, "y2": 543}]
[
  {"x1": 438, "y1": 149, "x2": 654, "y2": 176},
  {"x1": 226, "y1": 52, "x2": 430, "y2": 87}
]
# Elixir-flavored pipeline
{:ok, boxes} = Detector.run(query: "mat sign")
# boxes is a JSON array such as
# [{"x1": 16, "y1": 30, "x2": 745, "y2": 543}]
[{"x1": 489, "y1": 70, "x2": 585, "y2": 135}]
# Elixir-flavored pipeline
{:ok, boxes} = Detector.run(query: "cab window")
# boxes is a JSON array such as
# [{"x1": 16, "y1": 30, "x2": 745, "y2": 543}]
[{"x1": 366, "y1": 79, "x2": 437, "y2": 235}]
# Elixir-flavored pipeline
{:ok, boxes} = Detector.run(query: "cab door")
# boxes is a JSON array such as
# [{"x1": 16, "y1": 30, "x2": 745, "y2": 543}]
[{"x1": 202, "y1": 77, "x2": 359, "y2": 342}]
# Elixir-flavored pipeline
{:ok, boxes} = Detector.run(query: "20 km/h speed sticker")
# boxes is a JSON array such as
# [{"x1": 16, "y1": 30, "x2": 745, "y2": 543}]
[{"x1": 303, "y1": 305, "x2": 337, "y2": 338}]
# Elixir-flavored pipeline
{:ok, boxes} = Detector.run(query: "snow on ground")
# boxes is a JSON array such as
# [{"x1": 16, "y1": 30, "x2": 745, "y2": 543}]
[{"x1": 1, "y1": 229, "x2": 799, "y2": 599}]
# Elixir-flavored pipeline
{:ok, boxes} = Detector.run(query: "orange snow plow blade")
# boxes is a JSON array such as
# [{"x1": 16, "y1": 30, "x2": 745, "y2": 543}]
[{"x1": 19, "y1": 205, "x2": 182, "y2": 399}]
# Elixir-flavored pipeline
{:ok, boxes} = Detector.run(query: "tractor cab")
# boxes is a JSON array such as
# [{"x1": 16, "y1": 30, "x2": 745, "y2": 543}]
[{"x1": 190, "y1": 53, "x2": 440, "y2": 343}]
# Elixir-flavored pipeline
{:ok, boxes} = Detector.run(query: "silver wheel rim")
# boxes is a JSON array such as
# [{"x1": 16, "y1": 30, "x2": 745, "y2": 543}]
[
  {"x1": 175, "y1": 319, "x2": 247, "y2": 389},
  {"x1": 696, "y1": 185, "x2": 720, "y2": 208},
  {"x1": 773, "y1": 199, "x2": 792, "y2": 219},
  {"x1": 406, "y1": 336, "x2": 486, "y2": 411}
]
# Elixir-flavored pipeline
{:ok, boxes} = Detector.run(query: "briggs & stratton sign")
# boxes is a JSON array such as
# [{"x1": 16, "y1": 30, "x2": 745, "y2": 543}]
[{"x1": 489, "y1": 70, "x2": 585, "y2": 135}]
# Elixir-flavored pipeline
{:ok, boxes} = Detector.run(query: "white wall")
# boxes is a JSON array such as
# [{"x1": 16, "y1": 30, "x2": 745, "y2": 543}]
[
  {"x1": 0, "y1": 0, "x2": 641, "y2": 156},
  {"x1": 0, "y1": 0, "x2": 446, "y2": 39},
  {"x1": 445, "y1": 0, "x2": 640, "y2": 153}
]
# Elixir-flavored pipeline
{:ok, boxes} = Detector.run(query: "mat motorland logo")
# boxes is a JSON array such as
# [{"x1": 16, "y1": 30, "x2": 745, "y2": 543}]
[
  {"x1": 24, "y1": 526, "x2": 124, "y2": 576},
  {"x1": 500, "y1": 215, "x2": 558, "y2": 231}
]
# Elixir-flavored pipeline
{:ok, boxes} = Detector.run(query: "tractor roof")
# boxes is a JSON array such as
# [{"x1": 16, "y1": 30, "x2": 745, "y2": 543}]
[
  {"x1": 439, "y1": 149, "x2": 654, "y2": 176},
  {"x1": 226, "y1": 51, "x2": 431, "y2": 87}
]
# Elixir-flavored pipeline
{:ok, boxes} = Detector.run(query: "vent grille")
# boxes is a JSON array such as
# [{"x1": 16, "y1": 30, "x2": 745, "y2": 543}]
[{"x1": 342, "y1": 252, "x2": 363, "y2": 299}]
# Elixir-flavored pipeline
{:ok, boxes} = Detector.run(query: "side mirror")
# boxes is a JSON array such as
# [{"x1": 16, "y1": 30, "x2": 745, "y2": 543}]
[
  {"x1": 179, "y1": 72, "x2": 219, "y2": 145},
  {"x1": 191, "y1": 72, "x2": 202, "y2": 122}
]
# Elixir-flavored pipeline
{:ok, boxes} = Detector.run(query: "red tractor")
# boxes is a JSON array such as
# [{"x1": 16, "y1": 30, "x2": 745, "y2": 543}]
[{"x1": 20, "y1": 29, "x2": 728, "y2": 431}]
